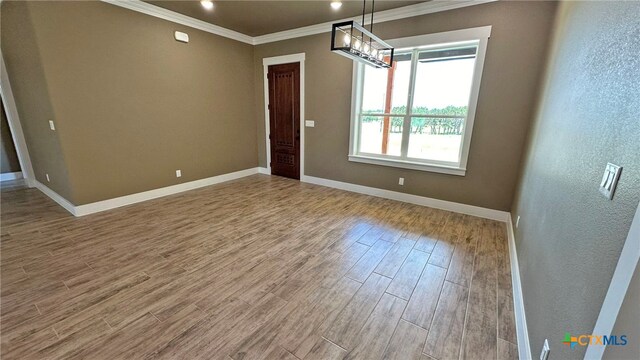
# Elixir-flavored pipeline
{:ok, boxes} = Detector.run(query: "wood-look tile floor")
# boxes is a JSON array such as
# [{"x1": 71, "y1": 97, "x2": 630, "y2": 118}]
[{"x1": 0, "y1": 175, "x2": 518, "y2": 360}]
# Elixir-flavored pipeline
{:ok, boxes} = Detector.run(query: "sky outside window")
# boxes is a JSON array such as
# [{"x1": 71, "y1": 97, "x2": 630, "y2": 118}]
[{"x1": 361, "y1": 51, "x2": 476, "y2": 113}]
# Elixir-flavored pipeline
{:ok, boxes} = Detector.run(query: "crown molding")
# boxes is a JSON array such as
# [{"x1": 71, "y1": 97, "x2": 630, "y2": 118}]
[
  {"x1": 100, "y1": 0, "x2": 254, "y2": 44},
  {"x1": 100, "y1": 0, "x2": 497, "y2": 46},
  {"x1": 362, "y1": 0, "x2": 497, "y2": 25},
  {"x1": 252, "y1": 0, "x2": 497, "y2": 45}
]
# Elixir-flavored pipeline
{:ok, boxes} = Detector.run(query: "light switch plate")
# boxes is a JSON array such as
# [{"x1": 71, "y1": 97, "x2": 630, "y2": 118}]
[
  {"x1": 305, "y1": 120, "x2": 315, "y2": 127},
  {"x1": 176, "y1": 170, "x2": 182, "y2": 178},
  {"x1": 49, "y1": 120, "x2": 56, "y2": 131},
  {"x1": 540, "y1": 339, "x2": 550, "y2": 360},
  {"x1": 599, "y1": 163, "x2": 622, "y2": 200}
]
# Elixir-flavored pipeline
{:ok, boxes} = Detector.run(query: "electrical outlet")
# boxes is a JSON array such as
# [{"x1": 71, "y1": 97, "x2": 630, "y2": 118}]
[
  {"x1": 175, "y1": 170, "x2": 182, "y2": 178},
  {"x1": 398, "y1": 177, "x2": 404, "y2": 186},
  {"x1": 48, "y1": 120, "x2": 56, "y2": 131},
  {"x1": 45, "y1": 173, "x2": 50, "y2": 182},
  {"x1": 540, "y1": 339, "x2": 550, "y2": 360},
  {"x1": 516, "y1": 216, "x2": 521, "y2": 228}
]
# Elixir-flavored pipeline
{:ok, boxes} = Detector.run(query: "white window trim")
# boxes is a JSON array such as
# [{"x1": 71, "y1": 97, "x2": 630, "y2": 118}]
[{"x1": 348, "y1": 26, "x2": 492, "y2": 176}]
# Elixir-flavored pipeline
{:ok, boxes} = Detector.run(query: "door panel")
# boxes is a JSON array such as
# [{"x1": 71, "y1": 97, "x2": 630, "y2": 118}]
[{"x1": 268, "y1": 62, "x2": 300, "y2": 180}]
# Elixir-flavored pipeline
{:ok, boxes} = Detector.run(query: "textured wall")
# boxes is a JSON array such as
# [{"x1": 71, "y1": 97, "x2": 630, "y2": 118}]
[
  {"x1": 1, "y1": 1, "x2": 257, "y2": 204},
  {"x1": 253, "y1": 1, "x2": 557, "y2": 211},
  {"x1": 1, "y1": 100, "x2": 21, "y2": 174},
  {"x1": 511, "y1": 2, "x2": 640, "y2": 359}
]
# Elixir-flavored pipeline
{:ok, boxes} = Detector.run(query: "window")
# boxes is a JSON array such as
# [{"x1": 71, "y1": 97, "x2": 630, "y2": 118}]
[{"x1": 349, "y1": 26, "x2": 491, "y2": 176}]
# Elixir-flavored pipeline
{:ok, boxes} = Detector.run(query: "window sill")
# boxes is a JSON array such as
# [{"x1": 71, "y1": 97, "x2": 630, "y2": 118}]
[{"x1": 348, "y1": 155, "x2": 466, "y2": 176}]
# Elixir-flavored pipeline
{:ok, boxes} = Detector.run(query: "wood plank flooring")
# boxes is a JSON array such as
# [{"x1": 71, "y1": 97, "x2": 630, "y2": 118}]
[{"x1": 0, "y1": 175, "x2": 517, "y2": 359}]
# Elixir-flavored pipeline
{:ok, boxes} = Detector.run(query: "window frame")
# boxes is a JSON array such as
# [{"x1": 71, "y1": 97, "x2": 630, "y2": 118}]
[{"x1": 348, "y1": 26, "x2": 492, "y2": 176}]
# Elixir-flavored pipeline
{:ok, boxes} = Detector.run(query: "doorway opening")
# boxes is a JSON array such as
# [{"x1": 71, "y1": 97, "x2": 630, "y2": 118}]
[
  {"x1": 0, "y1": 99, "x2": 23, "y2": 183},
  {"x1": 1, "y1": 52, "x2": 35, "y2": 187}
]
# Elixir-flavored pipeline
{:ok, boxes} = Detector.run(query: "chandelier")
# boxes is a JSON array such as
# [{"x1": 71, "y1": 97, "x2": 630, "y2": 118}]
[{"x1": 330, "y1": 0, "x2": 394, "y2": 68}]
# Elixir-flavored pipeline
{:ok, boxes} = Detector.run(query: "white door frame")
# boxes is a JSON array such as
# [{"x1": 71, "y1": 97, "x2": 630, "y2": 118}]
[
  {"x1": 0, "y1": 51, "x2": 36, "y2": 187},
  {"x1": 585, "y1": 201, "x2": 640, "y2": 359},
  {"x1": 262, "y1": 53, "x2": 305, "y2": 177}
]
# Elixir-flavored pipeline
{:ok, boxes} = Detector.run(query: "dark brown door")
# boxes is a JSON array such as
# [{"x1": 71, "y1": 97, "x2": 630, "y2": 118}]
[{"x1": 268, "y1": 62, "x2": 300, "y2": 180}]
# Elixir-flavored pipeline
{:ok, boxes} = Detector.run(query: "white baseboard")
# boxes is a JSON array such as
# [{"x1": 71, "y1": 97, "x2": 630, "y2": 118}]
[
  {"x1": 74, "y1": 167, "x2": 260, "y2": 216},
  {"x1": 34, "y1": 180, "x2": 77, "y2": 215},
  {"x1": 258, "y1": 167, "x2": 271, "y2": 175},
  {"x1": 300, "y1": 174, "x2": 510, "y2": 222},
  {"x1": 506, "y1": 214, "x2": 531, "y2": 360},
  {"x1": 0, "y1": 171, "x2": 23, "y2": 181},
  {"x1": 35, "y1": 167, "x2": 260, "y2": 217}
]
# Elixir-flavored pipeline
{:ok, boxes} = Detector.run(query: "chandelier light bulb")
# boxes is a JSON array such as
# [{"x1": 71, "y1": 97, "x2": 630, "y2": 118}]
[
  {"x1": 343, "y1": 33, "x2": 351, "y2": 46},
  {"x1": 354, "y1": 39, "x2": 361, "y2": 51},
  {"x1": 363, "y1": 43, "x2": 370, "y2": 54}
]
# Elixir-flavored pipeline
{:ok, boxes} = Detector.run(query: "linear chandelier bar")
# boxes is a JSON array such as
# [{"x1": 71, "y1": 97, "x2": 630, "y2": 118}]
[{"x1": 331, "y1": 20, "x2": 394, "y2": 68}]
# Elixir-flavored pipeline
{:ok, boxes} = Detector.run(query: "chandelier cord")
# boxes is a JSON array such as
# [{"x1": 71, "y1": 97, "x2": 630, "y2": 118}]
[
  {"x1": 361, "y1": 0, "x2": 366, "y2": 26},
  {"x1": 370, "y1": 0, "x2": 375, "y2": 33}
]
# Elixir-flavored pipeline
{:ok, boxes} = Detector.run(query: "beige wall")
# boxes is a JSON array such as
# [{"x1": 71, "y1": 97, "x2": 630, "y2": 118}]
[
  {"x1": 1, "y1": 2, "x2": 73, "y2": 198},
  {"x1": 1, "y1": 100, "x2": 21, "y2": 174},
  {"x1": 254, "y1": 1, "x2": 558, "y2": 211},
  {"x1": 511, "y1": 1, "x2": 640, "y2": 359},
  {"x1": 1, "y1": 1, "x2": 257, "y2": 204}
]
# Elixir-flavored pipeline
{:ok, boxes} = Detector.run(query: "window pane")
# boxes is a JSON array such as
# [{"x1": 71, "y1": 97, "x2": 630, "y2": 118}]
[
  {"x1": 408, "y1": 45, "x2": 476, "y2": 163},
  {"x1": 361, "y1": 54, "x2": 412, "y2": 115},
  {"x1": 359, "y1": 116, "x2": 403, "y2": 156},
  {"x1": 389, "y1": 55, "x2": 412, "y2": 114},
  {"x1": 408, "y1": 117, "x2": 464, "y2": 162},
  {"x1": 361, "y1": 66, "x2": 387, "y2": 114},
  {"x1": 412, "y1": 46, "x2": 476, "y2": 116}
]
